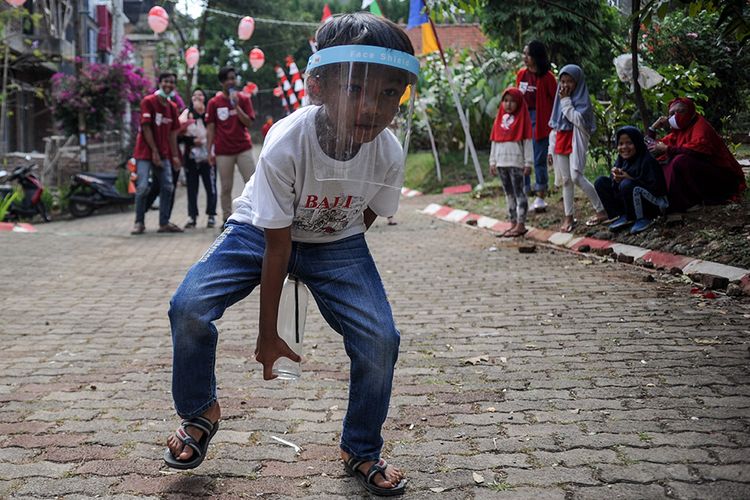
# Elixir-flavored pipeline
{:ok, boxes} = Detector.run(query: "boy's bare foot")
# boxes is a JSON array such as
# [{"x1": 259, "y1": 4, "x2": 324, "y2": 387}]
[
  {"x1": 166, "y1": 401, "x2": 221, "y2": 462},
  {"x1": 341, "y1": 449, "x2": 404, "y2": 490}
]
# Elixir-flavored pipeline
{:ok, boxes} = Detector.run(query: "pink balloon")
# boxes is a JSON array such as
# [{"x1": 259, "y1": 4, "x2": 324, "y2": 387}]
[
  {"x1": 185, "y1": 46, "x2": 200, "y2": 68},
  {"x1": 4, "y1": 0, "x2": 27, "y2": 7},
  {"x1": 249, "y1": 48, "x2": 265, "y2": 72},
  {"x1": 148, "y1": 6, "x2": 169, "y2": 34},
  {"x1": 238, "y1": 16, "x2": 255, "y2": 41}
]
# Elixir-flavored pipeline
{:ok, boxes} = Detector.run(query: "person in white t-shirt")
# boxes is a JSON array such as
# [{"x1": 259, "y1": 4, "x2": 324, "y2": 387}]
[{"x1": 164, "y1": 12, "x2": 418, "y2": 497}]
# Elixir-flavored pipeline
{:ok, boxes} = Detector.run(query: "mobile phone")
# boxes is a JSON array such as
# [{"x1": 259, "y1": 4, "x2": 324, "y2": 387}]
[{"x1": 644, "y1": 136, "x2": 656, "y2": 147}]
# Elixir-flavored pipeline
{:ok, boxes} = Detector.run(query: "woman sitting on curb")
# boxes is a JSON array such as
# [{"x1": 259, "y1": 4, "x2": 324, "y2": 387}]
[
  {"x1": 594, "y1": 126, "x2": 668, "y2": 234},
  {"x1": 647, "y1": 97, "x2": 746, "y2": 212}
]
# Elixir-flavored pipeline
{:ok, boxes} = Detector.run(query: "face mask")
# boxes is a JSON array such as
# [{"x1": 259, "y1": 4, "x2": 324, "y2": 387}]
[
  {"x1": 156, "y1": 88, "x2": 175, "y2": 99},
  {"x1": 668, "y1": 114, "x2": 680, "y2": 130}
]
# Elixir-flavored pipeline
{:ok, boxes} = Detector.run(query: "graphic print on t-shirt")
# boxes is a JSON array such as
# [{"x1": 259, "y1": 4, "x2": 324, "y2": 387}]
[{"x1": 294, "y1": 193, "x2": 366, "y2": 234}]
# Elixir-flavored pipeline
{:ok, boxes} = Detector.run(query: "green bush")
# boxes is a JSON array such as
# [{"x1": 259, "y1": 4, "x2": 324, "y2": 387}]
[
  {"x1": 640, "y1": 10, "x2": 750, "y2": 132},
  {"x1": 413, "y1": 47, "x2": 520, "y2": 154}
]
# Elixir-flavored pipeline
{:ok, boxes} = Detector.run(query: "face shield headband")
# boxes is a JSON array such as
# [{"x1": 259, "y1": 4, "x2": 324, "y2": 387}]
[{"x1": 304, "y1": 45, "x2": 420, "y2": 189}]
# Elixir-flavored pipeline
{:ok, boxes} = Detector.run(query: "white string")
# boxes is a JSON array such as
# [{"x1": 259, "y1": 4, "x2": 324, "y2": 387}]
[{"x1": 166, "y1": 0, "x2": 321, "y2": 28}]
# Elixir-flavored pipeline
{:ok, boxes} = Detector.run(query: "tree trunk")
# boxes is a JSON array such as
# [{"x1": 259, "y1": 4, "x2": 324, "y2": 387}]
[{"x1": 631, "y1": 0, "x2": 649, "y2": 130}]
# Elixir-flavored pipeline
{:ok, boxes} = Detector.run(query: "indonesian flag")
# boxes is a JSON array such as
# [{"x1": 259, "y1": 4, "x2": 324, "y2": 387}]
[{"x1": 321, "y1": 4, "x2": 332, "y2": 23}]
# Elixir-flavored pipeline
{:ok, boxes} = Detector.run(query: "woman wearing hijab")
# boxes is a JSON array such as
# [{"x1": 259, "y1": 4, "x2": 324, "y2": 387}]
[
  {"x1": 594, "y1": 126, "x2": 668, "y2": 234},
  {"x1": 516, "y1": 40, "x2": 557, "y2": 211},
  {"x1": 548, "y1": 64, "x2": 607, "y2": 232},
  {"x1": 648, "y1": 97, "x2": 746, "y2": 212}
]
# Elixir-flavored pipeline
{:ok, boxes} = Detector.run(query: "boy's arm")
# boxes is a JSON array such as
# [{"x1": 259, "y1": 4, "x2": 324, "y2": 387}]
[
  {"x1": 256, "y1": 226, "x2": 300, "y2": 380},
  {"x1": 142, "y1": 124, "x2": 161, "y2": 167},
  {"x1": 169, "y1": 130, "x2": 181, "y2": 169},
  {"x1": 206, "y1": 123, "x2": 216, "y2": 166}
]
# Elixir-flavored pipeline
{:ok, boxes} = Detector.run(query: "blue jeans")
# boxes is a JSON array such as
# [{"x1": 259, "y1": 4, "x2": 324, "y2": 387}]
[
  {"x1": 168, "y1": 222, "x2": 400, "y2": 461},
  {"x1": 135, "y1": 159, "x2": 173, "y2": 226},
  {"x1": 524, "y1": 110, "x2": 550, "y2": 195}
]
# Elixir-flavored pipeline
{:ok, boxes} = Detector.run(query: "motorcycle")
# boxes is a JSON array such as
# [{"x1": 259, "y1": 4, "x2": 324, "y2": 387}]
[
  {"x1": 0, "y1": 161, "x2": 50, "y2": 222},
  {"x1": 67, "y1": 169, "x2": 134, "y2": 218}
]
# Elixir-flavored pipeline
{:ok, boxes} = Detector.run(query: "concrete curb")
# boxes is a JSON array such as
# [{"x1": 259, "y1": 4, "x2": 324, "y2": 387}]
[
  {"x1": 400, "y1": 187, "x2": 423, "y2": 198},
  {"x1": 421, "y1": 202, "x2": 750, "y2": 294},
  {"x1": 0, "y1": 222, "x2": 37, "y2": 233}
]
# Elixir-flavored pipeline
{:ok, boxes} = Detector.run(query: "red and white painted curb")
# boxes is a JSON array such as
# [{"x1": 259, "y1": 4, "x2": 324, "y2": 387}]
[
  {"x1": 421, "y1": 203, "x2": 750, "y2": 293},
  {"x1": 0, "y1": 222, "x2": 36, "y2": 233},
  {"x1": 400, "y1": 187, "x2": 423, "y2": 198}
]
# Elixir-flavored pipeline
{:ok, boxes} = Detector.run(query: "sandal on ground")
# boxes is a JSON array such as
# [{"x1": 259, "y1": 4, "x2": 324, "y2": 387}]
[
  {"x1": 560, "y1": 219, "x2": 577, "y2": 233},
  {"x1": 163, "y1": 416, "x2": 219, "y2": 470},
  {"x1": 585, "y1": 215, "x2": 607, "y2": 227},
  {"x1": 507, "y1": 229, "x2": 528, "y2": 238},
  {"x1": 344, "y1": 457, "x2": 406, "y2": 497}
]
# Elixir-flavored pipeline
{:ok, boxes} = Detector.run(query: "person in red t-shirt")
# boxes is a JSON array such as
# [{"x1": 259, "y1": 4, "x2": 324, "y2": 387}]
[
  {"x1": 206, "y1": 66, "x2": 256, "y2": 223},
  {"x1": 131, "y1": 72, "x2": 183, "y2": 235},
  {"x1": 516, "y1": 40, "x2": 557, "y2": 212}
]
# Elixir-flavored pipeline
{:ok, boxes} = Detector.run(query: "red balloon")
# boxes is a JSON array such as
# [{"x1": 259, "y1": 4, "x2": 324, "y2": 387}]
[
  {"x1": 185, "y1": 47, "x2": 200, "y2": 68},
  {"x1": 238, "y1": 17, "x2": 255, "y2": 41},
  {"x1": 148, "y1": 6, "x2": 169, "y2": 34},
  {"x1": 273, "y1": 87, "x2": 283, "y2": 98},
  {"x1": 249, "y1": 48, "x2": 265, "y2": 72},
  {"x1": 5, "y1": 0, "x2": 27, "y2": 7}
]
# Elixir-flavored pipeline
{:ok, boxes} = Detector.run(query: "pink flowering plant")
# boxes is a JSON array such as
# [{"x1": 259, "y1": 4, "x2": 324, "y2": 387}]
[{"x1": 50, "y1": 41, "x2": 152, "y2": 136}]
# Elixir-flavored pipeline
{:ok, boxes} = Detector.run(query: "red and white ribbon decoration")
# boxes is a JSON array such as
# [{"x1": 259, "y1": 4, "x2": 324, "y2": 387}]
[
  {"x1": 274, "y1": 64, "x2": 298, "y2": 110},
  {"x1": 285, "y1": 56, "x2": 305, "y2": 104}
]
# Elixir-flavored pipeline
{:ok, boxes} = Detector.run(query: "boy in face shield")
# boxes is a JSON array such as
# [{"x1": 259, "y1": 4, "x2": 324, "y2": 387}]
[{"x1": 165, "y1": 12, "x2": 417, "y2": 497}]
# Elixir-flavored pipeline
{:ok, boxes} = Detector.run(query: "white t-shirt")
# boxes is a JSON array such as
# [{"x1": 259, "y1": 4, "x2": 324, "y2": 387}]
[{"x1": 230, "y1": 105, "x2": 404, "y2": 243}]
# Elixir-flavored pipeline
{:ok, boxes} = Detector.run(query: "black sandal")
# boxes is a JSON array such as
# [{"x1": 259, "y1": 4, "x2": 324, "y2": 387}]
[
  {"x1": 344, "y1": 457, "x2": 406, "y2": 496},
  {"x1": 163, "y1": 416, "x2": 219, "y2": 470}
]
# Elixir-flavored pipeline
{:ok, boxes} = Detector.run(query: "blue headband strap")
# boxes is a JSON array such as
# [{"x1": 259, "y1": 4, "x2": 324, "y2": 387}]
[{"x1": 306, "y1": 45, "x2": 420, "y2": 77}]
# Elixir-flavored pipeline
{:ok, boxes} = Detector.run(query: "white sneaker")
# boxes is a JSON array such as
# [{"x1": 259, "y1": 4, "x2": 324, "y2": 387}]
[{"x1": 531, "y1": 197, "x2": 548, "y2": 212}]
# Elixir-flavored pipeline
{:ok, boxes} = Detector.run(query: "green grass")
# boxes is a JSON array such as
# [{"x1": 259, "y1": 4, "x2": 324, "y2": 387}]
[
  {"x1": 405, "y1": 149, "x2": 489, "y2": 194},
  {"x1": 405, "y1": 148, "x2": 611, "y2": 194}
]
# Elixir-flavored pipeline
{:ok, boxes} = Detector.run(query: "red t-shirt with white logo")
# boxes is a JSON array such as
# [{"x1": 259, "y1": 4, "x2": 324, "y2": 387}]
[
  {"x1": 206, "y1": 92, "x2": 255, "y2": 155},
  {"x1": 133, "y1": 94, "x2": 180, "y2": 160}
]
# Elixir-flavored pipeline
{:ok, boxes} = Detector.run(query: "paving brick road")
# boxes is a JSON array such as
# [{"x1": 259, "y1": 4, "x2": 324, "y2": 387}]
[{"x1": 1, "y1": 180, "x2": 749, "y2": 499}]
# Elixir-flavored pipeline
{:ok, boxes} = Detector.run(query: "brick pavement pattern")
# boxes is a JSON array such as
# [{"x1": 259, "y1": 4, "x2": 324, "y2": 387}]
[{"x1": 1, "y1": 184, "x2": 749, "y2": 499}]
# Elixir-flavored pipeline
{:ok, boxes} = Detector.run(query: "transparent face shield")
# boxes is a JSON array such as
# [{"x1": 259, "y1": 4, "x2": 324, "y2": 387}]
[{"x1": 304, "y1": 45, "x2": 419, "y2": 188}]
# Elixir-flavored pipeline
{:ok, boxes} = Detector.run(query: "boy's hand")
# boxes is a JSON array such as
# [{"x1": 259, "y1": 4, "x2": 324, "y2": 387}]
[
  {"x1": 547, "y1": 154, "x2": 553, "y2": 167},
  {"x1": 489, "y1": 164, "x2": 497, "y2": 176},
  {"x1": 151, "y1": 150, "x2": 162, "y2": 168},
  {"x1": 254, "y1": 332, "x2": 302, "y2": 380},
  {"x1": 523, "y1": 166, "x2": 531, "y2": 176}
]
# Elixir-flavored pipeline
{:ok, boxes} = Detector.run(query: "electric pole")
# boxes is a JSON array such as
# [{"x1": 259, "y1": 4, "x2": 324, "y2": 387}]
[{"x1": 74, "y1": 0, "x2": 88, "y2": 171}]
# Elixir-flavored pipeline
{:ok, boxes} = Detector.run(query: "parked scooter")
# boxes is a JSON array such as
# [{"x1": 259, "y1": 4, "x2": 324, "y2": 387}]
[
  {"x1": 0, "y1": 160, "x2": 50, "y2": 222},
  {"x1": 67, "y1": 169, "x2": 134, "y2": 218}
]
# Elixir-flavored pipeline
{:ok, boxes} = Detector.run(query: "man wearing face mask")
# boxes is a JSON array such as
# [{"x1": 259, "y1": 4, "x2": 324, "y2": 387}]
[
  {"x1": 131, "y1": 72, "x2": 183, "y2": 234},
  {"x1": 647, "y1": 97, "x2": 746, "y2": 213}
]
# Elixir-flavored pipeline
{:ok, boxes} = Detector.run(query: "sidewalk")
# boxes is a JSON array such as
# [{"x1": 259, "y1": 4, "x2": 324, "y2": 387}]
[
  {"x1": 420, "y1": 201, "x2": 750, "y2": 295},
  {"x1": 0, "y1": 185, "x2": 749, "y2": 499}
]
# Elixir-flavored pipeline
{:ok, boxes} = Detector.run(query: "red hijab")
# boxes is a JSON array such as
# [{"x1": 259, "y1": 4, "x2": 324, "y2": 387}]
[
  {"x1": 661, "y1": 97, "x2": 746, "y2": 194},
  {"x1": 490, "y1": 87, "x2": 532, "y2": 143}
]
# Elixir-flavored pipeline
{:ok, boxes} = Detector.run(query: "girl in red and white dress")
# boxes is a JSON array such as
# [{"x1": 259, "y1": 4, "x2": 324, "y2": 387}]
[{"x1": 489, "y1": 87, "x2": 534, "y2": 237}]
